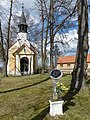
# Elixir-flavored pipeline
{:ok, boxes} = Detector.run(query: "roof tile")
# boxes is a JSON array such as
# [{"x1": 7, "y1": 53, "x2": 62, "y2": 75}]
[{"x1": 57, "y1": 54, "x2": 90, "y2": 64}]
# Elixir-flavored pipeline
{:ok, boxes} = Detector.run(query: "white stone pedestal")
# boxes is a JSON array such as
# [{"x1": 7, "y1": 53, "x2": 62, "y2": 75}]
[{"x1": 49, "y1": 100, "x2": 64, "y2": 116}]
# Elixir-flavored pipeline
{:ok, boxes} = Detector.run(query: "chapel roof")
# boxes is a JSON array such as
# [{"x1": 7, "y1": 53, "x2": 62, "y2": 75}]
[{"x1": 18, "y1": 3, "x2": 28, "y2": 26}]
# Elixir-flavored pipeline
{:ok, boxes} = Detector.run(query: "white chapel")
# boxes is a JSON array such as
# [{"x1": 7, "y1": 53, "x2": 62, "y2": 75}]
[{"x1": 7, "y1": 5, "x2": 38, "y2": 76}]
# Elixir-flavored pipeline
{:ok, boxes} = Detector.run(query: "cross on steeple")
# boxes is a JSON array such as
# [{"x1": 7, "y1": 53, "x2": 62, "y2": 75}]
[{"x1": 22, "y1": 3, "x2": 24, "y2": 11}]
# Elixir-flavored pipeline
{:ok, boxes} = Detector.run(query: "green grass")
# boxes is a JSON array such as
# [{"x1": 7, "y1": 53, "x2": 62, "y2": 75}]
[
  {"x1": 44, "y1": 77, "x2": 90, "y2": 120},
  {"x1": 44, "y1": 87, "x2": 90, "y2": 120},
  {"x1": 0, "y1": 74, "x2": 90, "y2": 120},
  {"x1": 0, "y1": 74, "x2": 49, "y2": 92},
  {"x1": 0, "y1": 74, "x2": 52, "y2": 120}
]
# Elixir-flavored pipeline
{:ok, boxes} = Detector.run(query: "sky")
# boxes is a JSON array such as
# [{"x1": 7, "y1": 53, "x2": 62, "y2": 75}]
[
  {"x1": 1, "y1": 0, "x2": 35, "y2": 8},
  {"x1": 0, "y1": 0, "x2": 90, "y2": 67},
  {"x1": 1, "y1": 0, "x2": 90, "y2": 56},
  {"x1": 18, "y1": 0, "x2": 35, "y2": 9}
]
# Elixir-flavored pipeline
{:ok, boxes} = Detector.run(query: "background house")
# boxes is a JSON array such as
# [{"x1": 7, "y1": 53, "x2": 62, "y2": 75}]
[
  {"x1": 57, "y1": 54, "x2": 90, "y2": 74},
  {"x1": 7, "y1": 6, "x2": 38, "y2": 76}
]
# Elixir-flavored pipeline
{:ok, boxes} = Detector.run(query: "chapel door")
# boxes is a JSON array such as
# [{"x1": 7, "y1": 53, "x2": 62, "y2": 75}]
[{"x1": 20, "y1": 57, "x2": 28, "y2": 75}]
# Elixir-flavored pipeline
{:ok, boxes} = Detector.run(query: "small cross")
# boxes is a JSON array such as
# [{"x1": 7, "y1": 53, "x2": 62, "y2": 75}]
[{"x1": 22, "y1": 3, "x2": 24, "y2": 11}]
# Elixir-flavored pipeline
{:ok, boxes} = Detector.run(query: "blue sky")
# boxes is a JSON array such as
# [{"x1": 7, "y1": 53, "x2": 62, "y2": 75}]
[
  {"x1": 1, "y1": 0, "x2": 90, "y2": 56},
  {"x1": 0, "y1": 0, "x2": 90, "y2": 67}
]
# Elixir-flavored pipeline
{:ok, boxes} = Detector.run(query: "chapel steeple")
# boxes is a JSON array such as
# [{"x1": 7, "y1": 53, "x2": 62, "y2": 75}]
[{"x1": 18, "y1": 3, "x2": 28, "y2": 33}]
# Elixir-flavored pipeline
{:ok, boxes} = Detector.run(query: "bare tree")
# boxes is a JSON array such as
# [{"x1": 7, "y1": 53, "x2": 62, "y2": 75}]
[
  {"x1": 0, "y1": 20, "x2": 6, "y2": 75},
  {"x1": 35, "y1": 0, "x2": 49, "y2": 74},
  {"x1": 0, "y1": 0, "x2": 13, "y2": 77},
  {"x1": 49, "y1": 0, "x2": 77, "y2": 69},
  {"x1": 35, "y1": 0, "x2": 76, "y2": 71}
]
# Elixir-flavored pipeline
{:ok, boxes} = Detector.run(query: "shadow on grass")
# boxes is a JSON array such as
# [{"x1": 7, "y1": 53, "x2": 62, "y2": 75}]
[
  {"x1": 63, "y1": 99, "x2": 75, "y2": 112},
  {"x1": 86, "y1": 78, "x2": 90, "y2": 94},
  {"x1": 86, "y1": 78, "x2": 90, "y2": 84},
  {"x1": 0, "y1": 77, "x2": 50, "y2": 94},
  {"x1": 63, "y1": 76, "x2": 90, "y2": 112},
  {"x1": 31, "y1": 97, "x2": 76, "y2": 120},
  {"x1": 62, "y1": 90, "x2": 79, "y2": 113},
  {"x1": 31, "y1": 106, "x2": 49, "y2": 120}
]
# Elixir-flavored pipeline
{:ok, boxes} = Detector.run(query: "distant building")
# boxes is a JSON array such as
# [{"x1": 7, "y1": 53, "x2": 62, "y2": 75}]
[
  {"x1": 57, "y1": 54, "x2": 90, "y2": 74},
  {"x1": 7, "y1": 5, "x2": 38, "y2": 76}
]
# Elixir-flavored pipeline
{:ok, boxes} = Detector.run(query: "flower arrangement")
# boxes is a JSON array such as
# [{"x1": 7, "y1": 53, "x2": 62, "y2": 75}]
[{"x1": 56, "y1": 82, "x2": 68, "y2": 93}]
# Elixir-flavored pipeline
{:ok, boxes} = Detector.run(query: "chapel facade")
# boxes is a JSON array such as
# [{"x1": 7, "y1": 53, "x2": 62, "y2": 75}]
[{"x1": 7, "y1": 5, "x2": 38, "y2": 76}]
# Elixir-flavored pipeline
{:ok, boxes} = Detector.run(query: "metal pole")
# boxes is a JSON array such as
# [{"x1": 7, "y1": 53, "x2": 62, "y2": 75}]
[{"x1": 52, "y1": 79, "x2": 57, "y2": 100}]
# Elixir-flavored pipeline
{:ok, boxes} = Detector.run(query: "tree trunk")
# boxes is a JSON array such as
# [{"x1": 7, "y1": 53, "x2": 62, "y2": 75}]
[
  {"x1": 50, "y1": 0, "x2": 54, "y2": 70},
  {"x1": 43, "y1": 17, "x2": 49, "y2": 73},
  {"x1": 0, "y1": 20, "x2": 7, "y2": 77},
  {"x1": 5, "y1": 0, "x2": 13, "y2": 77},
  {"x1": 70, "y1": 0, "x2": 89, "y2": 92},
  {"x1": 41, "y1": 0, "x2": 45, "y2": 74},
  {"x1": 43, "y1": 0, "x2": 49, "y2": 73}
]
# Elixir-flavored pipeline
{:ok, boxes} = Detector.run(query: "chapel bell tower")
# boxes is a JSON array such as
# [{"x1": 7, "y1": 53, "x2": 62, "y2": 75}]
[{"x1": 17, "y1": 3, "x2": 28, "y2": 41}]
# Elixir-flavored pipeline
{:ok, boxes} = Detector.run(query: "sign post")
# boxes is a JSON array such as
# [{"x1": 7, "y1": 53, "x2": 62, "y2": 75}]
[
  {"x1": 49, "y1": 69, "x2": 64, "y2": 116},
  {"x1": 50, "y1": 69, "x2": 62, "y2": 100}
]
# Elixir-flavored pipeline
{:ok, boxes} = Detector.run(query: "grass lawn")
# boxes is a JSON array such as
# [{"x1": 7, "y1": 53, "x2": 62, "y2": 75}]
[
  {"x1": 44, "y1": 87, "x2": 90, "y2": 120},
  {"x1": 0, "y1": 74, "x2": 52, "y2": 120},
  {"x1": 44, "y1": 77, "x2": 90, "y2": 120},
  {"x1": 0, "y1": 74, "x2": 90, "y2": 120},
  {"x1": 0, "y1": 74, "x2": 49, "y2": 92}
]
